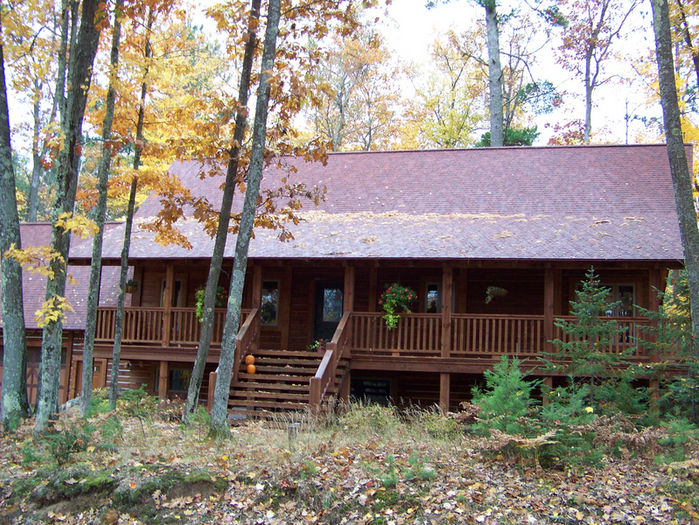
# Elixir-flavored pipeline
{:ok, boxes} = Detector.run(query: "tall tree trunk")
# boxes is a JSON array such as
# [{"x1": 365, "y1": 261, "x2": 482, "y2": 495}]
[
  {"x1": 0, "y1": 14, "x2": 30, "y2": 430},
  {"x1": 182, "y1": 0, "x2": 261, "y2": 422},
  {"x1": 81, "y1": 0, "x2": 123, "y2": 416},
  {"x1": 27, "y1": 92, "x2": 43, "y2": 222},
  {"x1": 109, "y1": 7, "x2": 153, "y2": 410},
  {"x1": 210, "y1": 0, "x2": 282, "y2": 436},
  {"x1": 35, "y1": 0, "x2": 101, "y2": 432},
  {"x1": 651, "y1": 0, "x2": 699, "y2": 421},
  {"x1": 484, "y1": 1, "x2": 504, "y2": 147},
  {"x1": 674, "y1": 0, "x2": 699, "y2": 92},
  {"x1": 584, "y1": 51, "x2": 593, "y2": 143}
]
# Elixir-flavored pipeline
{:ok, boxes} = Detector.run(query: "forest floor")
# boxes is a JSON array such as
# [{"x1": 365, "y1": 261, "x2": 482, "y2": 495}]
[{"x1": 0, "y1": 396, "x2": 697, "y2": 525}]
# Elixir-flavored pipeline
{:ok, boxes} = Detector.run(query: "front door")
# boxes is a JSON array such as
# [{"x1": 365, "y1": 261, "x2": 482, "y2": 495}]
[{"x1": 313, "y1": 280, "x2": 343, "y2": 343}]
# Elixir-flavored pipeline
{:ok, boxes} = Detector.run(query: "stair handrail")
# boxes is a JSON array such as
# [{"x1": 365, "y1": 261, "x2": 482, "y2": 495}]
[
  {"x1": 232, "y1": 307, "x2": 260, "y2": 384},
  {"x1": 310, "y1": 311, "x2": 352, "y2": 411}
]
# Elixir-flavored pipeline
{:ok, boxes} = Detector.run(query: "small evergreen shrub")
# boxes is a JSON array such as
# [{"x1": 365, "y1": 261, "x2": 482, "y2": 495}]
[{"x1": 471, "y1": 356, "x2": 539, "y2": 435}]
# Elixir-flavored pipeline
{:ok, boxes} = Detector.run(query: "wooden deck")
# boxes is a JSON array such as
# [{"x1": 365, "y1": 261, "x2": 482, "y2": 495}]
[
  {"x1": 93, "y1": 306, "x2": 652, "y2": 362},
  {"x1": 84, "y1": 306, "x2": 662, "y2": 414}
]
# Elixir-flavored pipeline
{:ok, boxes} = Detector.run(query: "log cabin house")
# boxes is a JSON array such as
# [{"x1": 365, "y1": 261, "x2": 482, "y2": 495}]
[{"x1": 0, "y1": 144, "x2": 691, "y2": 415}]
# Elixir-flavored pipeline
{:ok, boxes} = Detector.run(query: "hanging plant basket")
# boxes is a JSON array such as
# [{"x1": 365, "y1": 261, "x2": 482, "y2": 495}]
[
  {"x1": 379, "y1": 282, "x2": 417, "y2": 330},
  {"x1": 124, "y1": 280, "x2": 138, "y2": 294}
]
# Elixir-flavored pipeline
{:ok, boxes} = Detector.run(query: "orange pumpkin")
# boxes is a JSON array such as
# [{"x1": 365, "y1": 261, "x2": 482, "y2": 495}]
[
  {"x1": 247, "y1": 364, "x2": 256, "y2": 374},
  {"x1": 245, "y1": 354, "x2": 255, "y2": 365}
]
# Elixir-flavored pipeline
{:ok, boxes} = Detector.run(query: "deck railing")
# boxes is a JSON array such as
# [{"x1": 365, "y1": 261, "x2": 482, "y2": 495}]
[
  {"x1": 450, "y1": 314, "x2": 545, "y2": 357},
  {"x1": 351, "y1": 312, "x2": 442, "y2": 357},
  {"x1": 95, "y1": 307, "x2": 250, "y2": 347},
  {"x1": 552, "y1": 315, "x2": 651, "y2": 357},
  {"x1": 310, "y1": 311, "x2": 352, "y2": 411},
  {"x1": 350, "y1": 312, "x2": 652, "y2": 359}
]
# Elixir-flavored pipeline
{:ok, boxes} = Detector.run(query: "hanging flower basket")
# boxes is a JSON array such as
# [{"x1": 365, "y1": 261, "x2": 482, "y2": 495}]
[
  {"x1": 379, "y1": 283, "x2": 417, "y2": 330},
  {"x1": 124, "y1": 279, "x2": 138, "y2": 294}
]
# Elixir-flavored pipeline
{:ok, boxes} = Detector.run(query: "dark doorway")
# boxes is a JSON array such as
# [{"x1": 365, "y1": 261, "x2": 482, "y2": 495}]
[{"x1": 313, "y1": 280, "x2": 343, "y2": 342}]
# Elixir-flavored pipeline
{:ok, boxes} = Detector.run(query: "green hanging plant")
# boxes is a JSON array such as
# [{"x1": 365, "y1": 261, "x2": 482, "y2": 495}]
[
  {"x1": 195, "y1": 285, "x2": 228, "y2": 322},
  {"x1": 379, "y1": 283, "x2": 417, "y2": 330}
]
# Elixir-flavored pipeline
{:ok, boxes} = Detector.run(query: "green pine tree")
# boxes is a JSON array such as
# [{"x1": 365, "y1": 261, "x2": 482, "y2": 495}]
[{"x1": 545, "y1": 268, "x2": 634, "y2": 408}]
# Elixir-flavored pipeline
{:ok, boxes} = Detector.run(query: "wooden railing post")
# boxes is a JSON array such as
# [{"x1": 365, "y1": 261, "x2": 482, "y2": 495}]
[
  {"x1": 162, "y1": 264, "x2": 174, "y2": 347},
  {"x1": 309, "y1": 377, "x2": 321, "y2": 413},
  {"x1": 544, "y1": 267, "x2": 554, "y2": 353},
  {"x1": 207, "y1": 371, "x2": 217, "y2": 413},
  {"x1": 232, "y1": 307, "x2": 260, "y2": 384}
]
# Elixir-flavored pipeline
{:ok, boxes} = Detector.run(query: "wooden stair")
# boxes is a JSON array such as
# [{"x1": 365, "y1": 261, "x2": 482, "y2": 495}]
[{"x1": 228, "y1": 349, "x2": 348, "y2": 419}]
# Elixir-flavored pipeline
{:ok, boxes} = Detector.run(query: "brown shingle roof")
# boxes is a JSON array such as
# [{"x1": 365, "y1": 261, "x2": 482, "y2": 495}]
[
  {"x1": 74, "y1": 144, "x2": 687, "y2": 262},
  {"x1": 0, "y1": 223, "x2": 128, "y2": 330}
]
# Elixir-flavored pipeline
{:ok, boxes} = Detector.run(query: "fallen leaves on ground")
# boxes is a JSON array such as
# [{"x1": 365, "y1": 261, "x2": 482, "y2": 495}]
[{"x1": 0, "y1": 407, "x2": 696, "y2": 524}]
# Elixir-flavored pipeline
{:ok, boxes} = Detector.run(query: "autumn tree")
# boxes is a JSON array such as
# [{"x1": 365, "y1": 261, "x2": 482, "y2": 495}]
[
  {"x1": 402, "y1": 30, "x2": 486, "y2": 148},
  {"x1": 557, "y1": 0, "x2": 642, "y2": 142},
  {"x1": 305, "y1": 26, "x2": 404, "y2": 151},
  {"x1": 209, "y1": 0, "x2": 282, "y2": 436},
  {"x1": 80, "y1": 0, "x2": 124, "y2": 415},
  {"x1": 182, "y1": 0, "x2": 261, "y2": 422},
  {"x1": 3, "y1": 0, "x2": 64, "y2": 222},
  {"x1": 651, "y1": 0, "x2": 699, "y2": 376},
  {"x1": 34, "y1": 0, "x2": 103, "y2": 432},
  {"x1": 0, "y1": 4, "x2": 29, "y2": 429}
]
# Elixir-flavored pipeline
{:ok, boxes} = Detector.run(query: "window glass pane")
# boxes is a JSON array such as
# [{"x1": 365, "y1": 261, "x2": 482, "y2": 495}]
[
  {"x1": 168, "y1": 368, "x2": 191, "y2": 392},
  {"x1": 261, "y1": 281, "x2": 279, "y2": 325},
  {"x1": 425, "y1": 283, "x2": 441, "y2": 313},
  {"x1": 323, "y1": 288, "x2": 343, "y2": 322}
]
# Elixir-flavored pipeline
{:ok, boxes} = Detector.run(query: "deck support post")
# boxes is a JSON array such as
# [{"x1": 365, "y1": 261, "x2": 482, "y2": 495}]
[
  {"x1": 439, "y1": 373, "x2": 450, "y2": 414},
  {"x1": 441, "y1": 265, "x2": 453, "y2": 358},
  {"x1": 368, "y1": 266, "x2": 377, "y2": 312},
  {"x1": 544, "y1": 267, "x2": 555, "y2": 354},
  {"x1": 158, "y1": 361, "x2": 168, "y2": 400},
  {"x1": 542, "y1": 376, "x2": 553, "y2": 405},
  {"x1": 340, "y1": 369, "x2": 350, "y2": 405},
  {"x1": 280, "y1": 266, "x2": 292, "y2": 349},
  {"x1": 162, "y1": 263, "x2": 174, "y2": 347},
  {"x1": 343, "y1": 265, "x2": 355, "y2": 313},
  {"x1": 251, "y1": 265, "x2": 262, "y2": 354},
  {"x1": 649, "y1": 379, "x2": 660, "y2": 416},
  {"x1": 207, "y1": 371, "x2": 217, "y2": 413}
]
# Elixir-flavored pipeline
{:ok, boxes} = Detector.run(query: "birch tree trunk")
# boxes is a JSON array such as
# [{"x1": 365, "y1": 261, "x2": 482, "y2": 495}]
[
  {"x1": 109, "y1": 7, "x2": 153, "y2": 410},
  {"x1": 81, "y1": 0, "x2": 123, "y2": 416},
  {"x1": 0, "y1": 13, "x2": 29, "y2": 430},
  {"x1": 183, "y1": 0, "x2": 261, "y2": 423},
  {"x1": 651, "y1": 0, "x2": 699, "y2": 419},
  {"x1": 210, "y1": 0, "x2": 281, "y2": 436},
  {"x1": 35, "y1": 0, "x2": 101, "y2": 432},
  {"x1": 484, "y1": 1, "x2": 504, "y2": 147}
]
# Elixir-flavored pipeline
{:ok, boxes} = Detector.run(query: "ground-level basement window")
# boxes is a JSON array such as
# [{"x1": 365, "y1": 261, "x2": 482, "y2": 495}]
[
  {"x1": 168, "y1": 368, "x2": 191, "y2": 394},
  {"x1": 350, "y1": 378, "x2": 391, "y2": 405},
  {"x1": 261, "y1": 281, "x2": 279, "y2": 325}
]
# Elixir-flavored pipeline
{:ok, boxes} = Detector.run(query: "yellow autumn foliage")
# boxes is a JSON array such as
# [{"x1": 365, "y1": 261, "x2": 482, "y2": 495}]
[
  {"x1": 3, "y1": 244, "x2": 64, "y2": 280},
  {"x1": 34, "y1": 296, "x2": 75, "y2": 328}
]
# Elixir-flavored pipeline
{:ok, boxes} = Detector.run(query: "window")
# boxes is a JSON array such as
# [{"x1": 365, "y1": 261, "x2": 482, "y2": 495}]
[
  {"x1": 425, "y1": 283, "x2": 441, "y2": 313},
  {"x1": 168, "y1": 368, "x2": 191, "y2": 393},
  {"x1": 159, "y1": 278, "x2": 183, "y2": 307},
  {"x1": 605, "y1": 284, "x2": 635, "y2": 317},
  {"x1": 322, "y1": 288, "x2": 343, "y2": 322},
  {"x1": 261, "y1": 281, "x2": 280, "y2": 326}
]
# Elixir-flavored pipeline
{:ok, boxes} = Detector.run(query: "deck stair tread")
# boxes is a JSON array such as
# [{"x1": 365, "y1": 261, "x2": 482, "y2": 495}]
[{"x1": 229, "y1": 348, "x2": 348, "y2": 420}]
